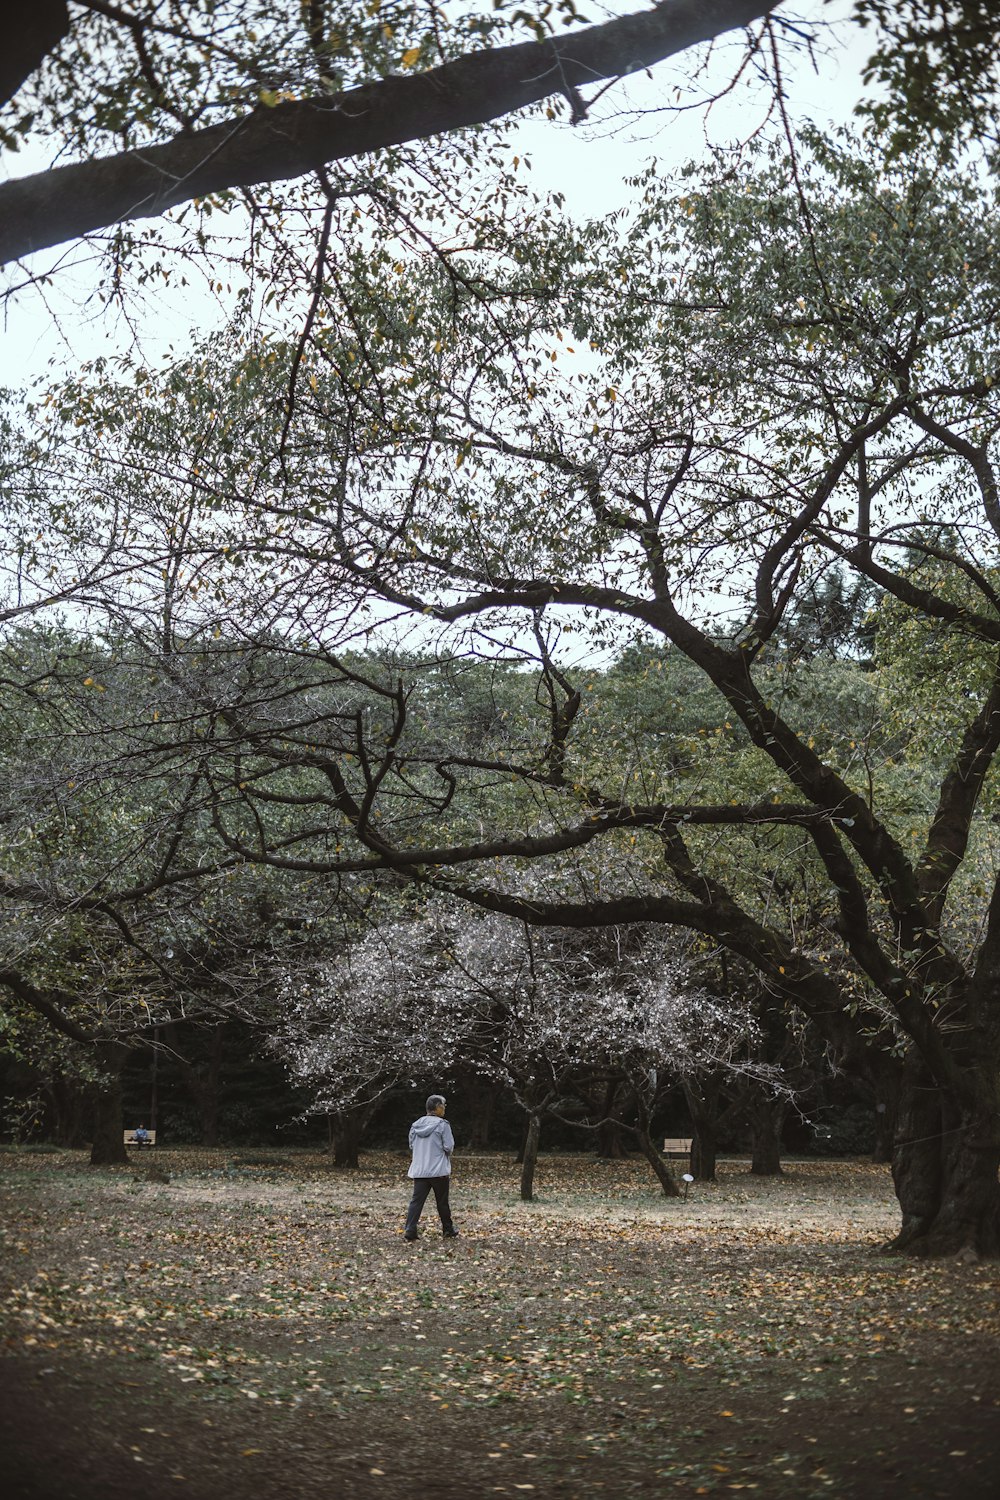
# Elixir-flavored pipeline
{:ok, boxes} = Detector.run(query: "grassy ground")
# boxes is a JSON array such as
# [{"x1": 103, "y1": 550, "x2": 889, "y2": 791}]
[{"x1": 1, "y1": 1148, "x2": 997, "y2": 1499}]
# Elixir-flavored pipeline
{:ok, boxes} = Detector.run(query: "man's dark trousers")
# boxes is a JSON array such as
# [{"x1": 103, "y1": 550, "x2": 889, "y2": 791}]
[{"x1": 405, "y1": 1176, "x2": 454, "y2": 1237}]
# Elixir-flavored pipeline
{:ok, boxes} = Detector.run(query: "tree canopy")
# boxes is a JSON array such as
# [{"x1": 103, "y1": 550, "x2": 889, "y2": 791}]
[
  {"x1": 4, "y1": 120, "x2": 1000, "y2": 1250},
  {"x1": 2, "y1": 0, "x2": 1000, "y2": 1252}
]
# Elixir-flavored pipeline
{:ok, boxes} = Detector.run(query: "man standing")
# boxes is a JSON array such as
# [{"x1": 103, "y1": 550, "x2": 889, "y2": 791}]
[{"x1": 404, "y1": 1094, "x2": 459, "y2": 1241}]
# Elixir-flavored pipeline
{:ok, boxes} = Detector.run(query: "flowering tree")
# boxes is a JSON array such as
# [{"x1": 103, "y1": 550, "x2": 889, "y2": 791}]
[
  {"x1": 276, "y1": 905, "x2": 779, "y2": 1197},
  {"x1": 276, "y1": 914, "x2": 475, "y2": 1113}
]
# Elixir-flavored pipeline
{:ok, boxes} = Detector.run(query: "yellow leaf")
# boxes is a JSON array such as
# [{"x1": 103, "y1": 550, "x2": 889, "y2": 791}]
[{"x1": 401, "y1": 46, "x2": 421, "y2": 67}]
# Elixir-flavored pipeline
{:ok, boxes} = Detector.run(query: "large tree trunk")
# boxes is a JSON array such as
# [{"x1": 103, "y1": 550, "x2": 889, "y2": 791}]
[
  {"x1": 89, "y1": 1044, "x2": 129, "y2": 1165},
  {"x1": 0, "y1": 0, "x2": 68, "y2": 110},
  {"x1": 331, "y1": 1109, "x2": 362, "y2": 1168},
  {"x1": 520, "y1": 1112, "x2": 541, "y2": 1202},
  {"x1": 887, "y1": 1068, "x2": 1000, "y2": 1258},
  {"x1": 596, "y1": 1119, "x2": 628, "y2": 1158},
  {"x1": 691, "y1": 1125, "x2": 718, "y2": 1183},
  {"x1": 329, "y1": 1097, "x2": 381, "y2": 1167},
  {"x1": 683, "y1": 1083, "x2": 721, "y2": 1182},
  {"x1": 749, "y1": 1097, "x2": 786, "y2": 1176},
  {"x1": 0, "y1": 1, "x2": 780, "y2": 266}
]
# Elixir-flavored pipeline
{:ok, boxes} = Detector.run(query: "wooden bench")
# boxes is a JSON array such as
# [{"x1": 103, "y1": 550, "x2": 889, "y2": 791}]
[
  {"x1": 663, "y1": 1137, "x2": 693, "y2": 1156},
  {"x1": 124, "y1": 1129, "x2": 156, "y2": 1148}
]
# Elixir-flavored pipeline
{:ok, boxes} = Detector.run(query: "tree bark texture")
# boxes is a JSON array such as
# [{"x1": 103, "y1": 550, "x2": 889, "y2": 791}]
[
  {"x1": 520, "y1": 1112, "x2": 541, "y2": 1201},
  {"x1": 749, "y1": 1098, "x2": 785, "y2": 1176},
  {"x1": 872, "y1": 1100, "x2": 896, "y2": 1165},
  {"x1": 691, "y1": 1125, "x2": 718, "y2": 1183},
  {"x1": 331, "y1": 1109, "x2": 362, "y2": 1168},
  {"x1": 887, "y1": 1064, "x2": 1000, "y2": 1258},
  {"x1": 0, "y1": 1, "x2": 779, "y2": 264},
  {"x1": 596, "y1": 1118, "x2": 629, "y2": 1158},
  {"x1": 684, "y1": 1082, "x2": 723, "y2": 1181},
  {"x1": 867, "y1": 1061, "x2": 901, "y2": 1164}
]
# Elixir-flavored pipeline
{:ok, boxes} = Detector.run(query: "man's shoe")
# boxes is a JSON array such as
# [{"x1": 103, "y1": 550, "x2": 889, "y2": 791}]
[
  {"x1": 404, "y1": 1234, "x2": 418, "y2": 1242},
  {"x1": 443, "y1": 1229, "x2": 459, "y2": 1238}
]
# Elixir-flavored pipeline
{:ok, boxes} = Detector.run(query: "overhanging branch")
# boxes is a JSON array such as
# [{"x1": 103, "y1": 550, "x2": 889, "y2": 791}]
[
  {"x1": 0, "y1": 967, "x2": 94, "y2": 1046},
  {"x1": 1, "y1": 0, "x2": 780, "y2": 264}
]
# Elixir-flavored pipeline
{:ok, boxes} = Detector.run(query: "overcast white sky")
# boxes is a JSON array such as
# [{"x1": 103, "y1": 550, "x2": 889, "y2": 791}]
[
  {"x1": 1, "y1": 0, "x2": 874, "y2": 390},
  {"x1": 513, "y1": 0, "x2": 873, "y2": 212}
]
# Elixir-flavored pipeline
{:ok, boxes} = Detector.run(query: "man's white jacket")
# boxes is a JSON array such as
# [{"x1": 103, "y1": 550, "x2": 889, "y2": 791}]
[{"x1": 408, "y1": 1114, "x2": 454, "y2": 1177}]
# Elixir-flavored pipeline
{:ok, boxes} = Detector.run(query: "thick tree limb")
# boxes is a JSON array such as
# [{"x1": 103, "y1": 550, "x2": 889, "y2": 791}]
[
  {"x1": 0, "y1": 967, "x2": 94, "y2": 1046},
  {"x1": 419, "y1": 871, "x2": 885, "y2": 1071},
  {"x1": 0, "y1": 0, "x2": 779, "y2": 265}
]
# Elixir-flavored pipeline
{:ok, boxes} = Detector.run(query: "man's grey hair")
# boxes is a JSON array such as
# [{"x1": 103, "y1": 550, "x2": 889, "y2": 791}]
[{"x1": 426, "y1": 1094, "x2": 446, "y2": 1113}]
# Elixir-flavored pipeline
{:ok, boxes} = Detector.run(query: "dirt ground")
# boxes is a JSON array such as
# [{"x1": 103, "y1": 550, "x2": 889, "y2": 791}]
[{"x1": 1, "y1": 1148, "x2": 997, "y2": 1499}]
